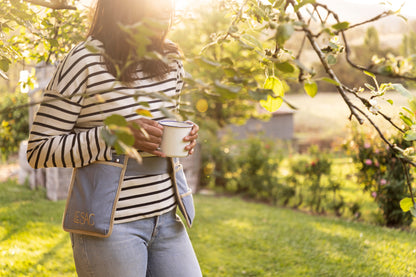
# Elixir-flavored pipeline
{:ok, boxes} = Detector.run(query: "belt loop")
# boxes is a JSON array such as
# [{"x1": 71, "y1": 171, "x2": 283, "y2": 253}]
[{"x1": 151, "y1": 216, "x2": 160, "y2": 239}]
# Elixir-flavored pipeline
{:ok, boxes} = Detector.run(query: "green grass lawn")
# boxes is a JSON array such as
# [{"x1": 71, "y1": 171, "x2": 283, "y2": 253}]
[{"x1": 1, "y1": 179, "x2": 416, "y2": 277}]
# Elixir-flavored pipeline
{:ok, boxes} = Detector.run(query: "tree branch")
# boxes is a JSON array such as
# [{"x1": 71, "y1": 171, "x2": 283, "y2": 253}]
[
  {"x1": 24, "y1": 0, "x2": 77, "y2": 10},
  {"x1": 400, "y1": 159, "x2": 415, "y2": 205},
  {"x1": 321, "y1": 6, "x2": 416, "y2": 82},
  {"x1": 342, "y1": 85, "x2": 405, "y2": 134},
  {"x1": 289, "y1": 0, "x2": 364, "y2": 124}
]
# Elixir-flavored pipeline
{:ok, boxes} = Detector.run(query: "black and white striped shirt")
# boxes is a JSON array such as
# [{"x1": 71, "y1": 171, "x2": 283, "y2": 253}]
[{"x1": 27, "y1": 37, "x2": 184, "y2": 223}]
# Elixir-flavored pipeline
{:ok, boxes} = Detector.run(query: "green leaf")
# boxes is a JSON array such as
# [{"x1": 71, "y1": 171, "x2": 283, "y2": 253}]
[
  {"x1": 196, "y1": 57, "x2": 222, "y2": 70},
  {"x1": 304, "y1": 81, "x2": 318, "y2": 98},
  {"x1": 0, "y1": 58, "x2": 11, "y2": 72},
  {"x1": 241, "y1": 34, "x2": 263, "y2": 50},
  {"x1": 113, "y1": 143, "x2": 124, "y2": 155},
  {"x1": 322, "y1": 27, "x2": 334, "y2": 36},
  {"x1": 404, "y1": 130, "x2": 416, "y2": 141},
  {"x1": 228, "y1": 25, "x2": 238, "y2": 33},
  {"x1": 365, "y1": 83, "x2": 376, "y2": 91},
  {"x1": 294, "y1": 0, "x2": 316, "y2": 11},
  {"x1": 260, "y1": 95, "x2": 283, "y2": 112},
  {"x1": 220, "y1": 57, "x2": 234, "y2": 66},
  {"x1": 402, "y1": 107, "x2": 414, "y2": 115},
  {"x1": 264, "y1": 76, "x2": 284, "y2": 97},
  {"x1": 47, "y1": 38, "x2": 59, "y2": 48},
  {"x1": 117, "y1": 130, "x2": 135, "y2": 146},
  {"x1": 275, "y1": 62, "x2": 295, "y2": 73},
  {"x1": 331, "y1": 21, "x2": 350, "y2": 30},
  {"x1": 386, "y1": 99, "x2": 393, "y2": 105},
  {"x1": 276, "y1": 23, "x2": 294, "y2": 46},
  {"x1": 273, "y1": 0, "x2": 285, "y2": 8},
  {"x1": 85, "y1": 44, "x2": 100, "y2": 53},
  {"x1": 135, "y1": 109, "x2": 153, "y2": 117},
  {"x1": 104, "y1": 114, "x2": 127, "y2": 127},
  {"x1": 260, "y1": 76, "x2": 285, "y2": 112},
  {"x1": 100, "y1": 128, "x2": 117, "y2": 146},
  {"x1": 327, "y1": 54, "x2": 337, "y2": 65},
  {"x1": 224, "y1": 67, "x2": 237, "y2": 78},
  {"x1": 392, "y1": 83, "x2": 413, "y2": 98},
  {"x1": 364, "y1": 70, "x2": 376, "y2": 79},
  {"x1": 411, "y1": 206, "x2": 416, "y2": 218},
  {"x1": 321, "y1": 77, "x2": 340, "y2": 86},
  {"x1": 400, "y1": 198, "x2": 414, "y2": 212},
  {"x1": 409, "y1": 99, "x2": 416, "y2": 113},
  {"x1": 214, "y1": 80, "x2": 242, "y2": 96},
  {"x1": 400, "y1": 114, "x2": 413, "y2": 127},
  {"x1": 249, "y1": 88, "x2": 274, "y2": 101}
]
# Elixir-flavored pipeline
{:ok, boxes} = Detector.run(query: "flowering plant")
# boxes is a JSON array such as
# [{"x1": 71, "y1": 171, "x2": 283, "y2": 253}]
[{"x1": 347, "y1": 129, "x2": 413, "y2": 227}]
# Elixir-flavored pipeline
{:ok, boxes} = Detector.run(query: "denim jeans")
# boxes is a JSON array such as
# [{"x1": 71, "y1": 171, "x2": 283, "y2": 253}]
[{"x1": 70, "y1": 209, "x2": 202, "y2": 277}]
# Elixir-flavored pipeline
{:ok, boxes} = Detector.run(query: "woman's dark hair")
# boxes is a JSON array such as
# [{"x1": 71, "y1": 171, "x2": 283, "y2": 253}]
[{"x1": 88, "y1": 0, "x2": 179, "y2": 83}]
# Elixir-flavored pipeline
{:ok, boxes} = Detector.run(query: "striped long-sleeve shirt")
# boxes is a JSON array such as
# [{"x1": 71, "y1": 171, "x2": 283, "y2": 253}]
[{"x1": 27, "y1": 37, "x2": 184, "y2": 223}]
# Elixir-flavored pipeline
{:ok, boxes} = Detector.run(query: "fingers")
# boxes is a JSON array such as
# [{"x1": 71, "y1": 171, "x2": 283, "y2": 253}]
[
  {"x1": 138, "y1": 119, "x2": 164, "y2": 138},
  {"x1": 128, "y1": 118, "x2": 164, "y2": 153},
  {"x1": 130, "y1": 118, "x2": 163, "y2": 140},
  {"x1": 128, "y1": 118, "x2": 199, "y2": 157},
  {"x1": 185, "y1": 138, "x2": 197, "y2": 151},
  {"x1": 143, "y1": 145, "x2": 166, "y2": 158},
  {"x1": 148, "y1": 149, "x2": 166, "y2": 158},
  {"x1": 184, "y1": 121, "x2": 199, "y2": 142},
  {"x1": 183, "y1": 121, "x2": 199, "y2": 155}
]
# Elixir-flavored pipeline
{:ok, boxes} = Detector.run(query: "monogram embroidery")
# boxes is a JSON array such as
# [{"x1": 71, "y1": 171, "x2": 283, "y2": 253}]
[{"x1": 73, "y1": 211, "x2": 95, "y2": 226}]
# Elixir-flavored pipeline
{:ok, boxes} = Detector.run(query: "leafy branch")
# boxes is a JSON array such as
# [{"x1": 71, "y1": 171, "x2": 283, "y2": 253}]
[
  {"x1": 285, "y1": 0, "x2": 416, "y2": 215},
  {"x1": 24, "y1": 0, "x2": 77, "y2": 10}
]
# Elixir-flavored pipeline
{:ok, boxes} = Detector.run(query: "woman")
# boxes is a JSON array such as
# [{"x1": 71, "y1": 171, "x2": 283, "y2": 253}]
[{"x1": 26, "y1": 0, "x2": 202, "y2": 276}]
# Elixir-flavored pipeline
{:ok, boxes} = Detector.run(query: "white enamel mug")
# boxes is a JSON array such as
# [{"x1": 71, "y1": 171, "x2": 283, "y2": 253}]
[{"x1": 159, "y1": 120, "x2": 193, "y2": 157}]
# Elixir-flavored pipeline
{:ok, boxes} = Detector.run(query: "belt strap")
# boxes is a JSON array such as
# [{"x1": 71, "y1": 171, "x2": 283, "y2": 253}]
[{"x1": 111, "y1": 155, "x2": 170, "y2": 176}]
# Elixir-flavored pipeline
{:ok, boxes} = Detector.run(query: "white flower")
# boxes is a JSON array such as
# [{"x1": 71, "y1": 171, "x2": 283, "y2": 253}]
[
  {"x1": 369, "y1": 99, "x2": 377, "y2": 106},
  {"x1": 404, "y1": 147, "x2": 415, "y2": 156},
  {"x1": 369, "y1": 99, "x2": 380, "y2": 114},
  {"x1": 369, "y1": 106, "x2": 379, "y2": 114}
]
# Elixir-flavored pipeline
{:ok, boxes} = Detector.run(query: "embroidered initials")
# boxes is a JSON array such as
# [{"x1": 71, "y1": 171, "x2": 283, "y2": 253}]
[{"x1": 73, "y1": 211, "x2": 95, "y2": 226}]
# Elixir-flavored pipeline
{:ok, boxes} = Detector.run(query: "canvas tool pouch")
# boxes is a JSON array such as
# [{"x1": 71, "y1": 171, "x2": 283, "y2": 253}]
[
  {"x1": 62, "y1": 156, "x2": 128, "y2": 238},
  {"x1": 63, "y1": 155, "x2": 195, "y2": 237},
  {"x1": 171, "y1": 157, "x2": 195, "y2": 227}
]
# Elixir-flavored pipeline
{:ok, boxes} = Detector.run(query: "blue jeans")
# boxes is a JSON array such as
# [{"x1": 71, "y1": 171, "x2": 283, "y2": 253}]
[{"x1": 70, "y1": 209, "x2": 202, "y2": 277}]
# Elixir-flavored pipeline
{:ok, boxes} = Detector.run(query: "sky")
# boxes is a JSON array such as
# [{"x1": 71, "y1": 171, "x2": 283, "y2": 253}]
[
  {"x1": 343, "y1": 0, "x2": 415, "y2": 12},
  {"x1": 78, "y1": 0, "x2": 416, "y2": 18},
  {"x1": 322, "y1": 0, "x2": 416, "y2": 19}
]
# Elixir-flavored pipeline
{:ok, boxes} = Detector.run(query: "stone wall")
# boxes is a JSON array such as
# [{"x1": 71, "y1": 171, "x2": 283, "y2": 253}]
[
  {"x1": 224, "y1": 108, "x2": 295, "y2": 140},
  {"x1": 19, "y1": 63, "x2": 73, "y2": 201}
]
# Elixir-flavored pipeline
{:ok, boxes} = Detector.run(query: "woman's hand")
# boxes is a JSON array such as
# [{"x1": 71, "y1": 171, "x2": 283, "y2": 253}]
[
  {"x1": 128, "y1": 118, "x2": 166, "y2": 157},
  {"x1": 183, "y1": 121, "x2": 199, "y2": 156}
]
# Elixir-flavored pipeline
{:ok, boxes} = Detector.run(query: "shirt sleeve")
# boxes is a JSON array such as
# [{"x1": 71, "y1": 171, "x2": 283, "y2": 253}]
[{"x1": 27, "y1": 48, "x2": 112, "y2": 169}]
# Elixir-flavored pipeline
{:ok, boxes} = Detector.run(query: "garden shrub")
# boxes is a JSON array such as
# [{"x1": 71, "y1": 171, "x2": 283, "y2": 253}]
[
  {"x1": 285, "y1": 145, "x2": 346, "y2": 215},
  {"x1": 199, "y1": 132, "x2": 238, "y2": 190},
  {"x1": 347, "y1": 129, "x2": 413, "y2": 227},
  {"x1": 201, "y1": 135, "x2": 351, "y2": 216},
  {"x1": 0, "y1": 91, "x2": 29, "y2": 161},
  {"x1": 200, "y1": 133, "x2": 284, "y2": 203},
  {"x1": 234, "y1": 137, "x2": 282, "y2": 202}
]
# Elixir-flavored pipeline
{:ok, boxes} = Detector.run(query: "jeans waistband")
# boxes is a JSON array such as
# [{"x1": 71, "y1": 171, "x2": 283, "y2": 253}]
[{"x1": 111, "y1": 155, "x2": 170, "y2": 176}]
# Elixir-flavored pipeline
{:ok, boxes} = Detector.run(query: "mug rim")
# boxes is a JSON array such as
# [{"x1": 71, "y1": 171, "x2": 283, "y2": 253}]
[{"x1": 159, "y1": 120, "x2": 193, "y2": 128}]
